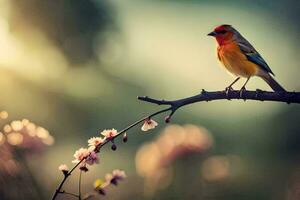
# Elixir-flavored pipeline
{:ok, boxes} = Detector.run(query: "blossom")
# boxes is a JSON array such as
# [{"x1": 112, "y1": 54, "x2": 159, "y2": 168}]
[
  {"x1": 0, "y1": 111, "x2": 8, "y2": 119},
  {"x1": 93, "y1": 170, "x2": 126, "y2": 196},
  {"x1": 80, "y1": 165, "x2": 89, "y2": 172},
  {"x1": 88, "y1": 145, "x2": 96, "y2": 152},
  {"x1": 58, "y1": 164, "x2": 69, "y2": 175},
  {"x1": 94, "y1": 178, "x2": 110, "y2": 195},
  {"x1": 72, "y1": 147, "x2": 90, "y2": 163},
  {"x1": 106, "y1": 169, "x2": 126, "y2": 185},
  {"x1": 112, "y1": 169, "x2": 127, "y2": 180},
  {"x1": 101, "y1": 129, "x2": 117, "y2": 139},
  {"x1": 58, "y1": 164, "x2": 69, "y2": 172},
  {"x1": 94, "y1": 179, "x2": 105, "y2": 189},
  {"x1": 88, "y1": 137, "x2": 105, "y2": 147},
  {"x1": 85, "y1": 151, "x2": 99, "y2": 165},
  {"x1": 141, "y1": 119, "x2": 158, "y2": 131},
  {"x1": 136, "y1": 124, "x2": 214, "y2": 195}
]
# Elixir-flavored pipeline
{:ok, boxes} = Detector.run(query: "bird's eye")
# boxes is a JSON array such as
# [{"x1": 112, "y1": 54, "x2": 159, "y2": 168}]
[{"x1": 218, "y1": 30, "x2": 227, "y2": 34}]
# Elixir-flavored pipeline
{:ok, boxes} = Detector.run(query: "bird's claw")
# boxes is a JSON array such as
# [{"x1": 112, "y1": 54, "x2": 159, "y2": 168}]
[
  {"x1": 255, "y1": 89, "x2": 263, "y2": 99},
  {"x1": 239, "y1": 87, "x2": 246, "y2": 99},
  {"x1": 225, "y1": 86, "x2": 233, "y2": 99}
]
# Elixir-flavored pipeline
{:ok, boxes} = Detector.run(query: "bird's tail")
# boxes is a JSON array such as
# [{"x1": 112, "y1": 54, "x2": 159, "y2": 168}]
[{"x1": 260, "y1": 73, "x2": 286, "y2": 92}]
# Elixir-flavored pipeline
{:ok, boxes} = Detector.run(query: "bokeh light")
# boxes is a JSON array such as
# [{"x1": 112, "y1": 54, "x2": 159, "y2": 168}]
[
  {"x1": 0, "y1": 111, "x2": 8, "y2": 119},
  {"x1": 7, "y1": 132, "x2": 23, "y2": 146},
  {"x1": 136, "y1": 124, "x2": 214, "y2": 196}
]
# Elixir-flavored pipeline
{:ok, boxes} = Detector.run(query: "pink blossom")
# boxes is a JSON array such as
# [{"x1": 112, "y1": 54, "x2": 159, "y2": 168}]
[
  {"x1": 58, "y1": 164, "x2": 69, "y2": 171},
  {"x1": 85, "y1": 151, "x2": 99, "y2": 165},
  {"x1": 101, "y1": 129, "x2": 117, "y2": 139},
  {"x1": 141, "y1": 119, "x2": 158, "y2": 131},
  {"x1": 105, "y1": 169, "x2": 126, "y2": 185},
  {"x1": 72, "y1": 147, "x2": 90, "y2": 163},
  {"x1": 88, "y1": 137, "x2": 105, "y2": 147},
  {"x1": 112, "y1": 169, "x2": 126, "y2": 180}
]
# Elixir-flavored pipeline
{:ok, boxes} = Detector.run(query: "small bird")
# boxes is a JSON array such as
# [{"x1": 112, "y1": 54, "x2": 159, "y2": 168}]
[{"x1": 208, "y1": 24, "x2": 286, "y2": 93}]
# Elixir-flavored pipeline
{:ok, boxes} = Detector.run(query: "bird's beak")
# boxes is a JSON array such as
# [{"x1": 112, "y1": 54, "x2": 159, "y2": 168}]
[{"x1": 207, "y1": 31, "x2": 217, "y2": 37}]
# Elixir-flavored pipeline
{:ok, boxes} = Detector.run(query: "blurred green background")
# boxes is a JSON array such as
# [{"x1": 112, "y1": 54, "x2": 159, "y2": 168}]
[{"x1": 0, "y1": 0, "x2": 299, "y2": 199}]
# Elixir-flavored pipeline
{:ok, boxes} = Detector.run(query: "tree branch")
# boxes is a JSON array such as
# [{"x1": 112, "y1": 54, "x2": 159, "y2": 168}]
[
  {"x1": 138, "y1": 89, "x2": 300, "y2": 121},
  {"x1": 52, "y1": 89, "x2": 299, "y2": 200}
]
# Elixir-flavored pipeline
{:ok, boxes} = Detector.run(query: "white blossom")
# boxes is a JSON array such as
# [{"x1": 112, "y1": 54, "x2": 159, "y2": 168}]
[{"x1": 141, "y1": 119, "x2": 158, "y2": 131}]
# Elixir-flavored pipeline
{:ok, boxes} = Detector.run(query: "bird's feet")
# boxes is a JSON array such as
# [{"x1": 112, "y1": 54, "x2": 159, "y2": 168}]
[
  {"x1": 225, "y1": 86, "x2": 233, "y2": 99},
  {"x1": 255, "y1": 89, "x2": 263, "y2": 99},
  {"x1": 239, "y1": 86, "x2": 246, "y2": 99}
]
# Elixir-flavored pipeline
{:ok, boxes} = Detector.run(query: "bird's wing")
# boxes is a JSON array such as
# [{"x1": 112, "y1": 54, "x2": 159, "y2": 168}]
[{"x1": 237, "y1": 41, "x2": 274, "y2": 75}]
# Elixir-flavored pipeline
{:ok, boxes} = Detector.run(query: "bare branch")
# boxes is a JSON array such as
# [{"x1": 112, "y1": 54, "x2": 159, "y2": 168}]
[{"x1": 138, "y1": 89, "x2": 300, "y2": 120}]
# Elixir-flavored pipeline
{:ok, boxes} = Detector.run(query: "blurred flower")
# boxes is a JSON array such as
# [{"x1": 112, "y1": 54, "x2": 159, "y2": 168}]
[
  {"x1": 136, "y1": 124, "x2": 213, "y2": 196},
  {"x1": 0, "y1": 111, "x2": 8, "y2": 119},
  {"x1": 0, "y1": 116, "x2": 53, "y2": 192},
  {"x1": 101, "y1": 129, "x2": 117, "y2": 139},
  {"x1": 141, "y1": 118, "x2": 158, "y2": 132},
  {"x1": 79, "y1": 165, "x2": 89, "y2": 172},
  {"x1": 94, "y1": 178, "x2": 109, "y2": 196},
  {"x1": 1, "y1": 119, "x2": 54, "y2": 154},
  {"x1": 3, "y1": 124, "x2": 12, "y2": 133},
  {"x1": 201, "y1": 156, "x2": 230, "y2": 182},
  {"x1": 88, "y1": 137, "x2": 105, "y2": 147},
  {"x1": 106, "y1": 169, "x2": 127, "y2": 186},
  {"x1": 94, "y1": 169, "x2": 126, "y2": 196},
  {"x1": 85, "y1": 151, "x2": 99, "y2": 165},
  {"x1": 58, "y1": 164, "x2": 69, "y2": 171},
  {"x1": 112, "y1": 169, "x2": 127, "y2": 179},
  {"x1": 72, "y1": 148, "x2": 90, "y2": 163},
  {"x1": 94, "y1": 179, "x2": 105, "y2": 189},
  {"x1": 58, "y1": 164, "x2": 69, "y2": 175},
  {"x1": 7, "y1": 132, "x2": 23, "y2": 146},
  {"x1": 11, "y1": 120, "x2": 23, "y2": 131},
  {"x1": 201, "y1": 155, "x2": 242, "y2": 182}
]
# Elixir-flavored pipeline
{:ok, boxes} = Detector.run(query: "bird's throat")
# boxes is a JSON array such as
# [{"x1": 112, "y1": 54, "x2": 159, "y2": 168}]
[{"x1": 216, "y1": 37, "x2": 228, "y2": 46}]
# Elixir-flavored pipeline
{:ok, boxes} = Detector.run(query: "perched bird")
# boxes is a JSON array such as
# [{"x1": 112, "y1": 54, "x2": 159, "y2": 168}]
[{"x1": 208, "y1": 24, "x2": 286, "y2": 93}]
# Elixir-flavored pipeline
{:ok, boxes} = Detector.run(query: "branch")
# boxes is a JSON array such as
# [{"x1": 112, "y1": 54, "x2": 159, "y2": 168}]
[
  {"x1": 58, "y1": 191, "x2": 79, "y2": 198},
  {"x1": 51, "y1": 107, "x2": 172, "y2": 200},
  {"x1": 52, "y1": 89, "x2": 299, "y2": 200},
  {"x1": 78, "y1": 171, "x2": 82, "y2": 200},
  {"x1": 138, "y1": 89, "x2": 300, "y2": 120}
]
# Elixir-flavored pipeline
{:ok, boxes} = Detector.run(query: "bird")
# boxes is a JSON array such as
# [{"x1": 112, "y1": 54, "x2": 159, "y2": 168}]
[{"x1": 207, "y1": 24, "x2": 286, "y2": 94}]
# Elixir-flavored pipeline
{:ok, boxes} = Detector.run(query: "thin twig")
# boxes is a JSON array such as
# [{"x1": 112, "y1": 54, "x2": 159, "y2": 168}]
[
  {"x1": 51, "y1": 107, "x2": 172, "y2": 200},
  {"x1": 58, "y1": 191, "x2": 79, "y2": 198},
  {"x1": 78, "y1": 171, "x2": 82, "y2": 200}
]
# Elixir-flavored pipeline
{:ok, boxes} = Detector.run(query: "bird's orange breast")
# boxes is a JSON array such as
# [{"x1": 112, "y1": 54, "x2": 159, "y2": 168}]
[{"x1": 217, "y1": 42, "x2": 259, "y2": 77}]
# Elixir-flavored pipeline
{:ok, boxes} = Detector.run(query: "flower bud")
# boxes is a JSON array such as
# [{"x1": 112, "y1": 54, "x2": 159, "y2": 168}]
[
  {"x1": 111, "y1": 143, "x2": 117, "y2": 151},
  {"x1": 80, "y1": 165, "x2": 88, "y2": 172},
  {"x1": 122, "y1": 133, "x2": 128, "y2": 143},
  {"x1": 165, "y1": 116, "x2": 171, "y2": 123}
]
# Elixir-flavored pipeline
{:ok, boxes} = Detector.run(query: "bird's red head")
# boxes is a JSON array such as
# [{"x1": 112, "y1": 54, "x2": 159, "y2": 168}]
[{"x1": 208, "y1": 24, "x2": 234, "y2": 45}]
